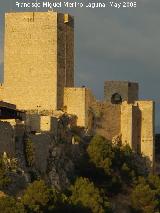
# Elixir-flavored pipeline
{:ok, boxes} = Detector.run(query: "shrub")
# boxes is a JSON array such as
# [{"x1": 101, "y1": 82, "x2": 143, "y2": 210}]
[
  {"x1": 70, "y1": 177, "x2": 110, "y2": 213},
  {"x1": 0, "y1": 196, "x2": 25, "y2": 213},
  {"x1": 24, "y1": 139, "x2": 35, "y2": 167}
]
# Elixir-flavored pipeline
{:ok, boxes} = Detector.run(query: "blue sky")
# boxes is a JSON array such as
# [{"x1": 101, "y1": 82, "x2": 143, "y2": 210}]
[{"x1": 0, "y1": 0, "x2": 160, "y2": 131}]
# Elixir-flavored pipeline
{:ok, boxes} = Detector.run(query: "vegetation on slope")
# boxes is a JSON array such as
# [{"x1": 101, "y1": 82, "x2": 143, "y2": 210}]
[{"x1": 0, "y1": 134, "x2": 159, "y2": 212}]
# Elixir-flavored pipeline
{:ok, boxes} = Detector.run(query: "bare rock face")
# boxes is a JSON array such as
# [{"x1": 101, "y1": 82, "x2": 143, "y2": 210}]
[
  {"x1": 4, "y1": 138, "x2": 82, "y2": 194},
  {"x1": 46, "y1": 143, "x2": 80, "y2": 190},
  {"x1": 0, "y1": 117, "x2": 84, "y2": 194},
  {"x1": 21, "y1": 132, "x2": 83, "y2": 191}
]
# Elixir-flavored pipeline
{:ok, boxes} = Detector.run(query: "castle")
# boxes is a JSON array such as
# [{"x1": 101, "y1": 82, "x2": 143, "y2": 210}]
[{"x1": 0, "y1": 11, "x2": 155, "y2": 171}]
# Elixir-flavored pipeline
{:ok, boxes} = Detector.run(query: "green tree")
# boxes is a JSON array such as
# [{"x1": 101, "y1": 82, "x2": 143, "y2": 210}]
[
  {"x1": 22, "y1": 180, "x2": 51, "y2": 212},
  {"x1": 131, "y1": 182, "x2": 158, "y2": 213},
  {"x1": 87, "y1": 135, "x2": 114, "y2": 175},
  {"x1": 121, "y1": 163, "x2": 134, "y2": 184},
  {"x1": 22, "y1": 180, "x2": 70, "y2": 213},
  {"x1": 0, "y1": 196, "x2": 25, "y2": 213},
  {"x1": 145, "y1": 175, "x2": 160, "y2": 210},
  {"x1": 70, "y1": 177, "x2": 110, "y2": 213},
  {"x1": 24, "y1": 138, "x2": 35, "y2": 167},
  {"x1": 0, "y1": 158, "x2": 11, "y2": 189}
]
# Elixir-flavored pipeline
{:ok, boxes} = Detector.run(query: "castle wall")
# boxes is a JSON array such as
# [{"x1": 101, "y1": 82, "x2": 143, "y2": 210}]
[
  {"x1": 64, "y1": 87, "x2": 92, "y2": 127},
  {"x1": 128, "y1": 83, "x2": 139, "y2": 102},
  {"x1": 95, "y1": 103, "x2": 121, "y2": 140},
  {"x1": 0, "y1": 11, "x2": 155, "y2": 171},
  {"x1": 104, "y1": 81, "x2": 138, "y2": 103},
  {"x1": 64, "y1": 87, "x2": 86, "y2": 127},
  {"x1": 40, "y1": 115, "x2": 60, "y2": 134},
  {"x1": 121, "y1": 103, "x2": 141, "y2": 152},
  {"x1": 57, "y1": 13, "x2": 74, "y2": 109},
  {"x1": 85, "y1": 89, "x2": 95, "y2": 130},
  {"x1": 121, "y1": 101, "x2": 155, "y2": 170},
  {"x1": 25, "y1": 114, "x2": 59, "y2": 135},
  {"x1": 57, "y1": 13, "x2": 66, "y2": 109},
  {"x1": 3, "y1": 12, "x2": 74, "y2": 111},
  {"x1": 121, "y1": 103, "x2": 133, "y2": 147},
  {"x1": 29, "y1": 134, "x2": 52, "y2": 174},
  {"x1": 135, "y1": 101, "x2": 155, "y2": 168},
  {"x1": 132, "y1": 105, "x2": 141, "y2": 153},
  {"x1": 0, "y1": 121, "x2": 15, "y2": 156},
  {"x1": 40, "y1": 116, "x2": 51, "y2": 132},
  {"x1": 0, "y1": 120, "x2": 25, "y2": 158},
  {"x1": 4, "y1": 12, "x2": 57, "y2": 110},
  {"x1": 25, "y1": 114, "x2": 40, "y2": 132},
  {"x1": 64, "y1": 14, "x2": 74, "y2": 87}
]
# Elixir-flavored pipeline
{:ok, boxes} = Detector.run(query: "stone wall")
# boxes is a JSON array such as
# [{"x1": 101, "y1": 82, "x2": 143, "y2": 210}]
[
  {"x1": 121, "y1": 102, "x2": 141, "y2": 152},
  {"x1": 121, "y1": 103, "x2": 133, "y2": 147},
  {"x1": 3, "y1": 11, "x2": 74, "y2": 111},
  {"x1": 57, "y1": 13, "x2": 74, "y2": 109},
  {"x1": 136, "y1": 101, "x2": 155, "y2": 169},
  {"x1": 104, "y1": 81, "x2": 138, "y2": 103},
  {"x1": 132, "y1": 105, "x2": 141, "y2": 153},
  {"x1": 64, "y1": 87, "x2": 95, "y2": 128},
  {"x1": 64, "y1": 87, "x2": 85, "y2": 126},
  {"x1": 39, "y1": 115, "x2": 60, "y2": 133},
  {"x1": 29, "y1": 133, "x2": 52, "y2": 174},
  {"x1": 40, "y1": 116, "x2": 52, "y2": 132},
  {"x1": 25, "y1": 114, "x2": 40, "y2": 132},
  {"x1": 0, "y1": 120, "x2": 25, "y2": 158},
  {"x1": 128, "y1": 83, "x2": 139, "y2": 103},
  {"x1": 0, "y1": 121, "x2": 15, "y2": 156},
  {"x1": 121, "y1": 101, "x2": 155, "y2": 170},
  {"x1": 65, "y1": 14, "x2": 74, "y2": 87},
  {"x1": 94, "y1": 102, "x2": 121, "y2": 140}
]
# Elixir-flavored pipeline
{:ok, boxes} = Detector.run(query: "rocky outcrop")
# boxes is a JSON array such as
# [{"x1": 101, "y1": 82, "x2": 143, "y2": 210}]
[
  {"x1": 47, "y1": 144, "x2": 75, "y2": 190},
  {"x1": 0, "y1": 116, "x2": 84, "y2": 194}
]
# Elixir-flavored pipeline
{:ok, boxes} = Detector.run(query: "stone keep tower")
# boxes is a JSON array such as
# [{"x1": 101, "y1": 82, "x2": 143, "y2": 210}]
[{"x1": 2, "y1": 12, "x2": 74, "y2": 111}]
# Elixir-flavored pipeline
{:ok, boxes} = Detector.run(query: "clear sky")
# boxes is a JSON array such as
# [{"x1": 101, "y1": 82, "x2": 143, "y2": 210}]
[{"x1": 0, "y1": 0, "x2": 160, "y2": 131}]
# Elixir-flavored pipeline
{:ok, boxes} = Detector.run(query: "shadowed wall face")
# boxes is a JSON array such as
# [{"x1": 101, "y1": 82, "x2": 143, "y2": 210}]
[
  {"x1": 3, "y1": 11, "x2": 74, "y2": 111},
  {"x1": 95, "y1": 103, "x2": 121, "y2": 140}
]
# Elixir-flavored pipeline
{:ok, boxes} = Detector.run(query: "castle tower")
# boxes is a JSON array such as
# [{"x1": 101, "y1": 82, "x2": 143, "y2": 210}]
[
  {"x1": 3, "y1": 11, "x2": 74, "y2": 111},
  {"x1": 104, "y1": 81, "x2": 138, "y2": 104}
]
